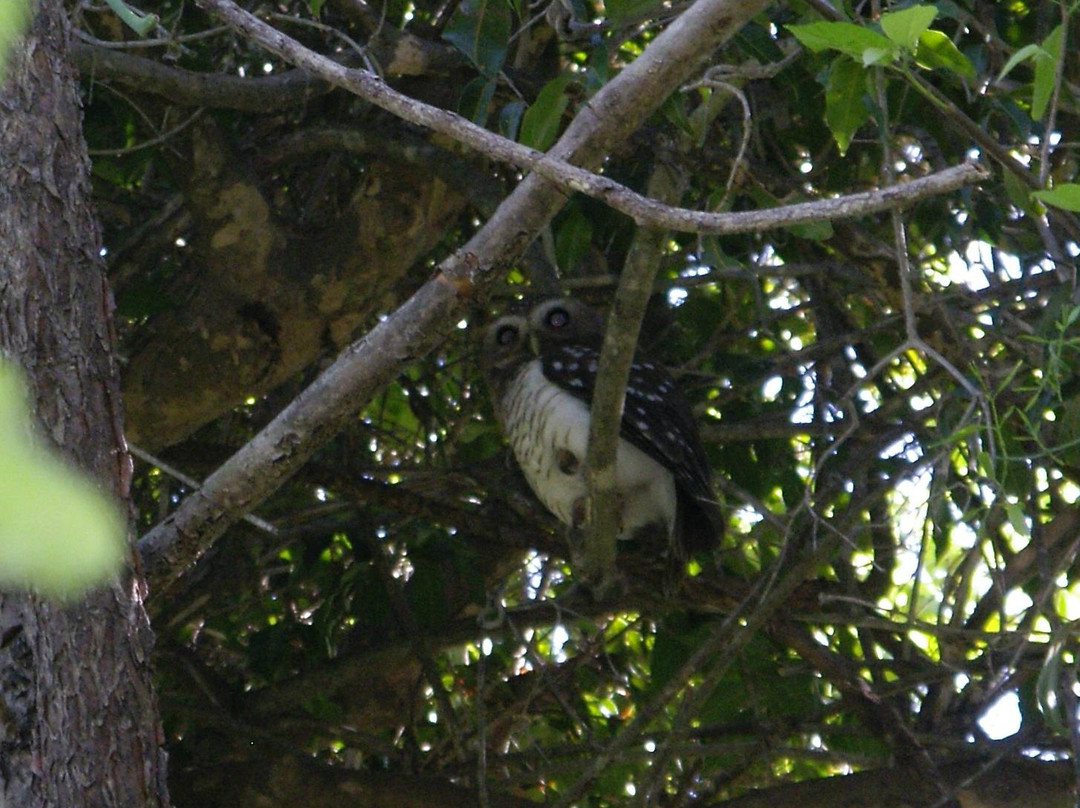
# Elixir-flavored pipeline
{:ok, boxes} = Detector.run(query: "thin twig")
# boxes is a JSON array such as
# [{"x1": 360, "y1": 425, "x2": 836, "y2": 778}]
[
  {"x1": 88, "y1": 107, "x2": 203, "y2": 156},
  {"x1": 128, "y1": 444, "x2": 279, "y2": 535}
]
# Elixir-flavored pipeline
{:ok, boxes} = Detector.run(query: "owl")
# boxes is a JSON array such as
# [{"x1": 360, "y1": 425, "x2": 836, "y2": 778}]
[{"x1": 481, "y1": 296, "x2": 722, "y2": 557}]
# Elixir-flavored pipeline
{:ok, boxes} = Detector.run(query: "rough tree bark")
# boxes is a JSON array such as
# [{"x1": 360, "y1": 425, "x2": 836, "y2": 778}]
[{"x1": 0, "y1": 0, "x2": 171, "y2": 805}]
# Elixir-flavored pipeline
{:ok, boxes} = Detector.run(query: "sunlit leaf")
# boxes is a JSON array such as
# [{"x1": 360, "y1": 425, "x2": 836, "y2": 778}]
[
  {"x1": 915, "y1": 30, "x2": 976, "y2": 78},
  {"x1": 1033, "y1": 183, "x2": 1080, "y2": 212},
  {"x1": 861, "y1": 46, "x2": 893, "y2": 66},
  {"x1": 787, "y1": 21, "x2": 894, "y2": 62},
  {"x1": 880, "y1": 4, "x2": 936, "y2": 50}
]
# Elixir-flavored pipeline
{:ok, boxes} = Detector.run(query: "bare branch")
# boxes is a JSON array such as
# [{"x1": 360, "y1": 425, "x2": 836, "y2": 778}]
[{"x1": 183, "y1": 0, "x2": 986, "y2": 234}]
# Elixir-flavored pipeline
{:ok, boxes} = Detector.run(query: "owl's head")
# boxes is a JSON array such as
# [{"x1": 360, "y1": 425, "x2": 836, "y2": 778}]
[
  {"x1": 482, "y1": 296, "x2": 604, "y2": 381},
  {"x1": 525, "y1": 297, "x2": 603, "y2": 347}
]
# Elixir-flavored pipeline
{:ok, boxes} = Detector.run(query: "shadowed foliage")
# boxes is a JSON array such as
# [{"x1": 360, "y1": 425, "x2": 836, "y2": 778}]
[{"x1": 62, "y1": 0, "x2": 1080, "y2": 804}]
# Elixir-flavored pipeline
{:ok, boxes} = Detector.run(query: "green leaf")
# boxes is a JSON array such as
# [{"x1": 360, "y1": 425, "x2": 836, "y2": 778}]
[
  {"x1": 457, "y1": 75, "x2": 498, "y2": 124},
  {"x1": 553, "y1": 202, "x2": 593, "y2": 270},
  {"x1": 0, "y1": 362, "x2": 125, "y2": 598},
  {"x1": 879, "y1": 4, "x2": 936, "y2": 51},
  {"x1": 443, "y1": 0, "x2": 511, "y2": 77},
  {"x1": 1002, "y1": 167, "x2": 1037, "y2": 215},
  {"x1": 861, "y1": 46, "x2": 894, "y2": 67},
  {"x1": 1033, "y1": 184, "x2": 1080, "y2": 212},
  {"x1": 604, "y1": 0, "x2": 662, "y2": 27},
  {"x1": 996, "y1": 42, "x2": 1041, "y2": 83},
  {"x1": 519, "y1": 73, "x2": 572, "y2": 150},
  {"x1": 498, "y1": 99, "x2": 526, "y2": 140},
  {"x1": 787, "y1": 21, "x2": 894, "y2": 62},
  {"x1": 915, "y1": 29, "x2": 976, "y2": 78},
  {"x1": 824, "y1": 56, "x2": 868, "y2": 155},
  {"x1": 1031, "y1": 24, "x2": 1062, "y2": 121},
  {"x1": 0, "y1": 0, "x2": 33, "y2": 80}
]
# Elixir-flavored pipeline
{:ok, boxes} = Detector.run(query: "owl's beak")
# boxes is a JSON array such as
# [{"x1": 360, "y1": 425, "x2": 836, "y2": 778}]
[{"x1": 528, "y1": 333, "x2": 541, "y2": 356}]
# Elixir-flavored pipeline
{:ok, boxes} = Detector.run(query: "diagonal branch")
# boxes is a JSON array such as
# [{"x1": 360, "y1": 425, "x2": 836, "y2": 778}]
[{"x1": 137, "y1": 0, "x2": 773, "y2": 597}]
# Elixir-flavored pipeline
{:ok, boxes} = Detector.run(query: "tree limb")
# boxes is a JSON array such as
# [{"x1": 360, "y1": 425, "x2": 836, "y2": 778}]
[
  {"x1": 582, "y1": 162, "x2": 687, "y2": 586},
  {"x1": 73, "y1": 41, "x2": 330, "y2": 111},
  {"x1": 180, "y1": 0, "x2": 987, "y2": 234}
]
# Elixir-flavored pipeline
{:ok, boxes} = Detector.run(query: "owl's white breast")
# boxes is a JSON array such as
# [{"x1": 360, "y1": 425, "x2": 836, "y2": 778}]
[{"x1": 497, "y1": 360, "x2": 676, "y2": 540}]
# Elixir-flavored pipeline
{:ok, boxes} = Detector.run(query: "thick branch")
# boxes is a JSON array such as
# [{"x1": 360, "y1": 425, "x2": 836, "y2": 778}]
[{"x1": 138, "y1": 0, "x2": 772, "y2": 596}]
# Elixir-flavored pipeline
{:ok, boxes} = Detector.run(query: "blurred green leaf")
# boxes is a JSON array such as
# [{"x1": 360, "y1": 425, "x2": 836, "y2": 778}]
[
  {"x1": 787, "y1": 217, "x2": 834, "y2": 240},
  {"x1": 0, "y1": 0, "x2": 33, "y2": 80},
  {"x1": 1033, "y1": 184, "x2": 1080, "y2": 212},
  {"x1": 0, "y1": 362, "x2": 125, "y2": 598},
  {"x1": 102, "y1": 0, "x2": 158, "y2": 37},
  {"x1": 499, "y1": 99, "x2": 526, "y2": 140}
]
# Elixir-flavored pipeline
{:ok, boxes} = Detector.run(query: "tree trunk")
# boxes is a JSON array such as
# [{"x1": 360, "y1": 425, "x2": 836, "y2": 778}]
[{"x1": 0, "y1": 1, "x2": 171, "y2": 805}]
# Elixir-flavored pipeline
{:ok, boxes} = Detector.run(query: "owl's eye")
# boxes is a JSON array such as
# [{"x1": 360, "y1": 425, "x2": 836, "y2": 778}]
[
  {"x1": 546, "y1": 307, "x2": 570, "y2": 330},
  {"x1": 495, "y1": 324, "x2": 520, "y2": 346}
]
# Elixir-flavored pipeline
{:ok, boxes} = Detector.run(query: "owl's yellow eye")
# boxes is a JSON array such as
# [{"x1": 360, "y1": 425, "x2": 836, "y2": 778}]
[
  {"x1": 496, "y1": 324, "x2": 520, "y2": 346},
  {"x1": 546, "y1": 307, "x2": 570, "y2": 330}
]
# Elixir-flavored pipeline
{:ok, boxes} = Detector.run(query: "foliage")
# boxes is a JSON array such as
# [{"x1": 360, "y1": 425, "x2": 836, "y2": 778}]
[
  {"x1": 0, "y1": 0, "x2": 32, "y2": 79},
  {"x1": 72, "y1": 0, "x2": 1080, "y2": 804},
  {"x1": 0, "y1": 361, "x2": 124, "y2": 597}
]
